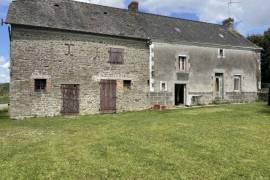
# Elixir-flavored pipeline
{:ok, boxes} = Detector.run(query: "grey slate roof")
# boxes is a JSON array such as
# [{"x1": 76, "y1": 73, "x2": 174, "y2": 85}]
[{"x1": 7, "y1": 0, "x2": 258, "y2": 49}]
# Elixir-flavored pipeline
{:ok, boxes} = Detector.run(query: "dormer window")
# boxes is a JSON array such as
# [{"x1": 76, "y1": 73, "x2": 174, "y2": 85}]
[{"x1": 218, "y1": 48, "x2": 225, "y2": 58}]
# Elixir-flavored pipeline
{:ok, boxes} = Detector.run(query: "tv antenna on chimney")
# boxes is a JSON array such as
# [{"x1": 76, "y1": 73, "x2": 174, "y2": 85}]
[{"x1": 227, "y1": 0, "x2": 240, "y2": 17}]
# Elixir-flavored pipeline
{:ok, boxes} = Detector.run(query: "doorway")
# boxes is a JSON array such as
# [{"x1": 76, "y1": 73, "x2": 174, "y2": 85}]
[
  {"x1": 215, "y1": 73, "x2": 224, "y2": 99},
  {"x1": 100, "y1": 80, "x2": 117, "y2": 113},
  {"x1": 61, "y1": 84, "x2": 80, "y2": 114},
  {"x1": 175, "y1": 84, "x2": 186, "y2": 105}
]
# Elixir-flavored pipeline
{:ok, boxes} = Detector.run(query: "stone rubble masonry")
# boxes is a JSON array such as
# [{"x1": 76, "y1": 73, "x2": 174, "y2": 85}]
[
  {"x1": 10, "y1": 26, "x2": 150, "y2": 119},
  {"x1": 150, "y1": 42, "x2": 260, "y2": 106},
  {"x1": 10, "y1": 25, "x2": 260, "y2": 119}
]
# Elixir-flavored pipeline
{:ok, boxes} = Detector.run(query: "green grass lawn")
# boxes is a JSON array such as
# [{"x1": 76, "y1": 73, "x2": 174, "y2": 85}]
[{"x1": 0, "y1": 103, "x2": 270, "y2": 179}]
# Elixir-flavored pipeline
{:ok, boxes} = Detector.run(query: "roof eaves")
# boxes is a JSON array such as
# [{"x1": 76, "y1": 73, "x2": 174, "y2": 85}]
[
  {"x1": 8, "y1": 23, "x2": 150, "y2": 42},
  {"x1": 152, "y1": 39, "x2": 261, "y2": 51}
]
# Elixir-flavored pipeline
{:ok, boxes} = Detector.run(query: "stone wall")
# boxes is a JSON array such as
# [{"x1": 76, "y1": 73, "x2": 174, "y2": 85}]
[
  {"x1": 151, "y1": 42, "x2": 260, "y2": 106},
  {"x1": 10, "y1": 26, "x2": 150, "y2": 119},
  {"x1": 148, "y1": 92, "x2": 174, "y2": 106},
  {"x1": 226, "y1": 92, "x2": 258, "y2": 103}
]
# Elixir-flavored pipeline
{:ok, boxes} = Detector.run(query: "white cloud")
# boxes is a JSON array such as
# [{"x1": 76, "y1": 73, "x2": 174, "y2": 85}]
[
  {"x1": 74, "y1": 0, "x2": 125, "y2": 8},
  {"x1": 0, "y1": 0, "x2": 11, "y2": 6},
  {"x1": 4, "y1": 0, "x2": 269, "y2": 35},
  {"x1": 0, "y1": 56, "x2": 10, "y2": 83},
  {"x1": 138, "y1": 0, "x2": 270, "y2": 35}
]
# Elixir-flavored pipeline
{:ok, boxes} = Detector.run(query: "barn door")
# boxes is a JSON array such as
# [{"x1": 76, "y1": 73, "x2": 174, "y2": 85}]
[
  {"x1": 100, "y1": 80, "x2": 116, "y2": 113},
  {"x1": 61, "y1": 84, "x2": 80, "y2": 114}
]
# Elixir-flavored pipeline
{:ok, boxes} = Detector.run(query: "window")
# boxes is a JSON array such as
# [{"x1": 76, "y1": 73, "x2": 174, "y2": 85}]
[
  {"x1": 109, "y1": 48, "x2": 124, "y2": 64},
  {"x1": 123, "y1": 80, "x2": 132, "y2": 89},
  {"x1": 178, "y1": 56, "x2": 187, "y2": 71},
  {"x1": 151, "y1": 71, "x2": 155, "y2": 78},
  {"x1": 218, "y1": 48, "x2": 225, "y2": 58},
  {"x1": 160, "y1": 81, "x2": 167, "y2": 92},
  {"x1": 234, "y1": 75, "x2": 241, "y2": 91},
  {"x1": 35, "y1": 79, "x2": 47, "y2": 92}
]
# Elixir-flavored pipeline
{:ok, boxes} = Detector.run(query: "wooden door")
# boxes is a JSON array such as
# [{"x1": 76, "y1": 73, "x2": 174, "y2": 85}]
[
  {"x1": 100, "y1": 80, "x2": 116, "y2": 113},
  {"x1": 61, "y1": 84, "x2": 80, "y2": 114}
]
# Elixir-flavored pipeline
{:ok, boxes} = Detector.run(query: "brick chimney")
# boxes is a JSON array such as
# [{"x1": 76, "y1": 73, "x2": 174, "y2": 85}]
[
  {"x1": 128, "y1": 1, "x2": 139, "y2": 12},
  {"x1": 223, "y1": 18, "x2": 234, "y2": 30}
]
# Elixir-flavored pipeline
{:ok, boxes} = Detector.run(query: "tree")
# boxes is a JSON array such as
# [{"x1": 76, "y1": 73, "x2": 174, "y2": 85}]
[
  {"x1": 248, "y1": 28, "x2": 270, "y2": 84},
  {"x1": 269, "y1": 88, "x2": 270, "y2": 106}
]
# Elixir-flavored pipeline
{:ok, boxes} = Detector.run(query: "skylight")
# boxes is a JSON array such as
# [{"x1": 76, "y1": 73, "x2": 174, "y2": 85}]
[
  {"x1": 219, "y1": 33, "x2": 224, "y2": 38},
  {"x1": 174, "y1": 27, "x2": 181, "y2": 33}
]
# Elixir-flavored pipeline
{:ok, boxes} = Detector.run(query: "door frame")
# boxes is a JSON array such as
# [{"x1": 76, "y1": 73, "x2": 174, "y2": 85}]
[
  {"x1": 174, "y1": 83, "x2": 186, "y2": 106},
  {"x1": 100, "y1": 79, "x2": 117, "y2": 113},
  {"x1": 61, "y1": 84, "x2": 80, "y2": 115},
  {"x1": 214, "y1": 73, "x2": 224, "y2": 99}
]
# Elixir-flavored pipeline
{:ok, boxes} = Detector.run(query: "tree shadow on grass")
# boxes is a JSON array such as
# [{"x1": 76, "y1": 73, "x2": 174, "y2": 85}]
[
  {"x1": 257, "y1": 104, "x2": 270, "y2": 115},
  {"x1": 0, "y1": 110, "x2": 9, "y2": 121}
]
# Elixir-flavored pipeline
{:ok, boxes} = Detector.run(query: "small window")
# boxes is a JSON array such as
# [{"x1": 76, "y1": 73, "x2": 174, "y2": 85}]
[
  {"x1": 234, "y1": 75, "x2": 241, "y2": 91},
  {"x1": 178, "y1": 56, "x2": 187, "y2": 71},
  {"x1": 160, "y1": 81, "x2": 167, "y2": 92},
  {"x1": 35, "y1": 79, "x2": 47, "y2": 92},
  {"x1": 123, "y1": 80, "x2": 132, "y2": 89},
  {"x1": 151, "y1": 71, "x2": 155, "y2": 78},
  {"x1": 109, "y1": 48, "x2": 124, "y2": 64},
  {"x1": 151, "y1": 83, "x2": 155, "y2": 89},
  {"x1": 218, "y1": 49, "x2": 225, "y2": 58}
]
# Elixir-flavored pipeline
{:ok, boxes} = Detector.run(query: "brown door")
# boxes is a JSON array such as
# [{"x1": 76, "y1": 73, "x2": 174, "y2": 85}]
[
  {"x1": 100, "y1": 80, "x2": 116, "y2": 113},
  {"x1": 61, "y1": 84, "x2": 80, "y2": 114}
]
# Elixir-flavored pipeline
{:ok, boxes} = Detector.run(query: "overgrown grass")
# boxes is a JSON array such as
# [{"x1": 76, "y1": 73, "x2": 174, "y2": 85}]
[{"x1": 0, "y1": 103, "x2": 270, "y2": 179}]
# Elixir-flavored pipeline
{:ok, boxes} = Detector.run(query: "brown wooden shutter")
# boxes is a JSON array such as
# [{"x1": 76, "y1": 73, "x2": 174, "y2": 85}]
[{"x1": 109, "y1": 48, "x2": 124, "y2": 64}]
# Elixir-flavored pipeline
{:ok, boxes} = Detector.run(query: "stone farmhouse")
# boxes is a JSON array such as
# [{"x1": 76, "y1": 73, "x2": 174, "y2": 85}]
[{"x1": 7, "y1": 0, "x2": 261, "y2": 119}]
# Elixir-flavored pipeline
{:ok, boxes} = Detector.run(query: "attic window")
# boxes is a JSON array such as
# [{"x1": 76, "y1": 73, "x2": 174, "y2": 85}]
[
  {"x1": 104, "y1": 12, "x2": 108, "y2": 14},
  {"x1": 54, "y1": 4, "x2": 60, "y2": 7}
]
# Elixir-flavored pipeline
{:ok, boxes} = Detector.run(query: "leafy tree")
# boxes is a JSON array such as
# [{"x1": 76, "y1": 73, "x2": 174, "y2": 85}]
[
  {"x1": 0, "y1": 83, "x2": 9, "y2": 96},
  {"x1": 248, "y1": 28, "x2": 270, "y2": 84}
]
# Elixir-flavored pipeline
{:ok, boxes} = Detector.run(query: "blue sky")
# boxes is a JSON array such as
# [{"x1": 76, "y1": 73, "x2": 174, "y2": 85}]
[
  {"x1": 0, "y1": 0, "x2": 269, "y2": 83},
  {"x1": 0, "y1": 0, "x2": 9, "y2": 83}
]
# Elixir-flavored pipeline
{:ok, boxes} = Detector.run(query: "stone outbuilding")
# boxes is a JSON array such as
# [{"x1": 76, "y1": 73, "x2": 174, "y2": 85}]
[{"x1": 6, "y1": 0, "x2": 261, "y2": 119}]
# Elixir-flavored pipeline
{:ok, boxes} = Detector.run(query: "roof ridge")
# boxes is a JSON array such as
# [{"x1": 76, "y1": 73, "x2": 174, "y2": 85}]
[
  {"x1": 7, "y1": 0, "x2": 258, "y2": 49},
  {"x1": 64, "y1": 0, "x2": 224, "y2": 28}
]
